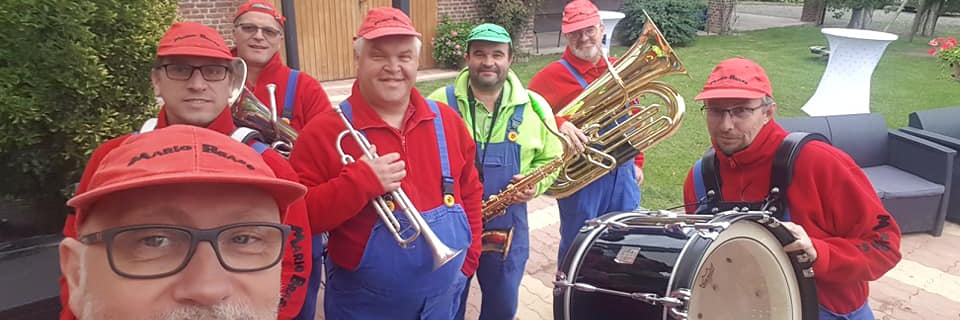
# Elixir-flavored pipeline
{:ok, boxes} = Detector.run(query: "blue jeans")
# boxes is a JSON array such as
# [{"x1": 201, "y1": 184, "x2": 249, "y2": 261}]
[{"x1": 819, "y1": 302, "x2": 874, "y2": 320}]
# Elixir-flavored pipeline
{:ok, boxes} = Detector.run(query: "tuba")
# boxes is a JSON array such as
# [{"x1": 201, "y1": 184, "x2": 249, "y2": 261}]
[
  {"x1": 548, "y1": 14, "x2": 687, "y2": 199},
  {"x1": 229, "y1": 59, "x2": 299, "y2": 157}
]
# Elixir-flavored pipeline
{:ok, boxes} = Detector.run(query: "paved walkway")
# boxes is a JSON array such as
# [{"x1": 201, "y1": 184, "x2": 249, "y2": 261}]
[{"x1": 315, "y1": 6, "x2": 960, "y2": 319}]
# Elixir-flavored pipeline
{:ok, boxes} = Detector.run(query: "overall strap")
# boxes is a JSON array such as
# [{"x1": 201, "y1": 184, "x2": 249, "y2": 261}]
[
  {"x1": 558, "y1": 58, "x2": 588, "y2": 89},
  {"x1": 767, "y1": 132, "x2": 830, "y2": 221},
  {"x1": 339, "y1": 100, "x2": 354, "y2": 123},
  {"x1": 282, "y1": 69, "x2": 301, "y2": 122},
  {"x1": 445, "y1": 84, "x2": 460, "y2": 116},
  {"x1": 136, "y1": 118, "x2": 159, "y2": 134},
  {"x1": 231, "y1": 127, "x2": 270, "y2": 154},
  {"x1": 427, "y1": 100, "x2": 457, "y2": 207},
  {"x1": 504, "y1": 103, "x2": 525, "y2": 141},
  {"x1": 694, "y1": 147, "x2": 721, "y2": 214}
]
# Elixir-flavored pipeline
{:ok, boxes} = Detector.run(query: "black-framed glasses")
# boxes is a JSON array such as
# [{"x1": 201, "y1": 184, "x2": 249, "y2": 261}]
[
  {"x1": 701, "y1": 104, "x2": 769, "y2": 121},
  {"x1": 79, "y1": 222, "x2": 290, "y2": 279},
  {"x1": 157, "y1": 64, "x2": 230, "y2": 81},
  {"x1": 235, "y1": 23, "x2": 283, "y2": 39}
]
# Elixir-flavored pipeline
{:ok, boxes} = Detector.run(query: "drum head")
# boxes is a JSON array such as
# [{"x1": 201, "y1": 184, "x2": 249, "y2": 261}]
[{"x1": 684, "y1": 220, "x2": 802, "y2": 320}]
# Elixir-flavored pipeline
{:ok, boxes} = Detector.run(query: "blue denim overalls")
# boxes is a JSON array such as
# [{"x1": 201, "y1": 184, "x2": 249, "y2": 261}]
[
  {"x1": 323, "y1": 100, "x2": 472, "y2": 320},
  {"x1": 555, "y1": 58, "x2": 641, "y2": 263}
]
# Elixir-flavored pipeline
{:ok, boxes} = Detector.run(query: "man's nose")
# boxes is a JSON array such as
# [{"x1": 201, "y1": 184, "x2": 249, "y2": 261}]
[
  {"x1": 186, "y1": 69, "x2": 207, "y2": 90},
  {"x1": 171, "y1": 243, "x2": 233, "y2": 306}
]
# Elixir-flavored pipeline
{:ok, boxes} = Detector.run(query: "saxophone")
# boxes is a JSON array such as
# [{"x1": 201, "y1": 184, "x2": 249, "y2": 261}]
[{"x1": 481, "y1": 97, "x2": 576, "y2": 224}]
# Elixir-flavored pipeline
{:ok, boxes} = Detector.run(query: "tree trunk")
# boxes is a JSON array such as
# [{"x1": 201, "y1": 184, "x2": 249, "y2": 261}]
[
  {"x1": 801, "y1": 0, "x2": 826, "y2": 24},
  {"x1": 908, "y1": 0, "x2": 930, "y2": 41},
  {"x1": 706, "y1": 0, "x2": 737, "y2": 35},
  {"x1": 847, "y1": 7, "x2": 873, "y2": 29}
]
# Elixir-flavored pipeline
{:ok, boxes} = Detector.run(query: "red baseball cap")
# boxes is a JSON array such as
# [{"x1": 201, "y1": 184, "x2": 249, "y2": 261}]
[
  {"x1": 355, "y1": 7, "x2": 421, "y2": 40},
  {"x1": 157, "y1": 22, "x2": 234, "y2": 60},
  {"x1": 695, "y1": 57, "x2": 774, "y2": 101},
  {"x1": 68, "y1": 125, "x2": 306, "y2": 225},
  {"x1": 562, "y1": 0, "x2": 601, "y2": 34},
  {"x1": 235, "y1": 0, "x2": 286, "y2": 26}
]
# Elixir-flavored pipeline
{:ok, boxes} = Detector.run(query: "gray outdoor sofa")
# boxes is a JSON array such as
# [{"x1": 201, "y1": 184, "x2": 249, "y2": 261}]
[
  {"x1": 901, "y1": 106, "x2": 960, "y2": 223},
  {"x1": 777, "y1": 113, "x2": 955, "y2": 236}
]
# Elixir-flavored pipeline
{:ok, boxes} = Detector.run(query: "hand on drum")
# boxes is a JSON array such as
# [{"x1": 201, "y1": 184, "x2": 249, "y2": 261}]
[
  {"x1": 510, "y1": 174, "x2": 537, "y2": 204},
  {"x1": 560, "y1": 121, "x2": 588, "y2": 152},
  {"x1": 360, "y1": 145, "x2": 406, "y2": 193},
  {"x1": 782, "y1": 222, "x2": 818, "y2": 262}
]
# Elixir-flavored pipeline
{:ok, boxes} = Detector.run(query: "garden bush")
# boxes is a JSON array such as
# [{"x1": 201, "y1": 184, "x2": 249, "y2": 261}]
[
  {"x1": 618, "y1": 0, "x2": 708, "y2": 47},
  {"x1": 0, "y1": 0, "x2": 178, "y2": 228},
  {"x1": 433, "y1": 16, "x2": 474, "y2": 69},
  {"x1": 478, "y1": 0, "x2": 540, "y2": 43}
]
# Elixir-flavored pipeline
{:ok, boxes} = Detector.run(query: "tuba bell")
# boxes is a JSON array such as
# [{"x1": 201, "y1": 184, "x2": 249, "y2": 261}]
[
  {"x1": 548, "y1": 13, "x2": 687, "y2": 199},
  {"x1": 229, "y1": 59, "x2": 299, "y2": 157}
]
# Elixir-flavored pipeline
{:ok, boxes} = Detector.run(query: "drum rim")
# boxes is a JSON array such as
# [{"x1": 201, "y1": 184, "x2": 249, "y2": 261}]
[
  {"x1": 557, "y1": 211, "x2": 644, "y2": 320},
  {"x1": 666, "y1": 212, "x2": 820, "y2": 320}
]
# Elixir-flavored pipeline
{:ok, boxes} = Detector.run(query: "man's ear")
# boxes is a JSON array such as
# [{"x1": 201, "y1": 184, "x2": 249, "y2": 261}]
[
  {"x1": 60, "y1": 238, "x2": 85, "y2": 315},
  {"x1": 764, "y1": 102, "x2": 778, "y2": 124},
  {"x1": 150, "y1": 69, "x2": 162, "y2": 97}
]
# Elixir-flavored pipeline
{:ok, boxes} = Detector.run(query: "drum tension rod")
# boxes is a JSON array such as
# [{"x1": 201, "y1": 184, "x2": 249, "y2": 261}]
[{"x1": 554, "y1": 281, "x2": 685, "y2": 308}]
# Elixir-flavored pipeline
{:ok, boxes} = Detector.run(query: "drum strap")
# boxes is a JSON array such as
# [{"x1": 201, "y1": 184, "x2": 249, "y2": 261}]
[{"x1": 693, "y1": 132, "x2": 830, "y2": 220}]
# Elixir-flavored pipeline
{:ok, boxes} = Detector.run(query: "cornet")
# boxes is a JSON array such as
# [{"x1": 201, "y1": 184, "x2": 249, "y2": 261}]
[
  {"x1": 229, "y1": 59, "x2": 299, "y2": 157},
  {"x1": 332, "y1": 104, "x2": 462, "y2": 271}
]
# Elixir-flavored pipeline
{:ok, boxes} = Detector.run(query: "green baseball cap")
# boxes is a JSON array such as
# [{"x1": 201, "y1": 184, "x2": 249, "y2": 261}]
[{"x1": 467, "y1": 23, "x2": 512, "y2": 44}]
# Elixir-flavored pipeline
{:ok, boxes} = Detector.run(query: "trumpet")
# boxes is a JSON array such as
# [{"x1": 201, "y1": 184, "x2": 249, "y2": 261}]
[{"x1": 332, "y1": 104, "x2": 462, "y2": 270}]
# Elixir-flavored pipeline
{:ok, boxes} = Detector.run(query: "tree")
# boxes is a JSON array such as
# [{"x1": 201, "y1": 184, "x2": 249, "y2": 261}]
[
  {"x1": 0, "y1": 0, "x2": 178, "y2": 232},
  {"x1": 908, "y1": 0, "x2": 948, "y2": 41},
  {"x1": 826, "y1": 0, "x2": 894, "y2": 29}
]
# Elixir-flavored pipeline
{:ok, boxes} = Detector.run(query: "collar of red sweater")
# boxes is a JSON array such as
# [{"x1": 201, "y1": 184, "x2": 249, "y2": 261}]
[
  {"x1": 713, "y1": 121, "x2": 789, "y2": 169},
  {"x1": 343, "y1": 82, "x2": 436, "y2": 133},
  {"x1": 560, "y1": 47, "x2": 612, "y2": 77},
  {"x1": 156, "y1": 106, "x2": 238, "y2": 134}
]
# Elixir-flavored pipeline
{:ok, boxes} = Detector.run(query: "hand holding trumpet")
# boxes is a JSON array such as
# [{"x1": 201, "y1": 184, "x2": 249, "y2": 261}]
[{"x1": 361, "y1": 145, "x2": 406, "y2": 193}]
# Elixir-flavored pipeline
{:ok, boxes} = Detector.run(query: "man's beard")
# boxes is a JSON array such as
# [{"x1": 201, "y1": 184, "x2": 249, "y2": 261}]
[
  {"x1": 148, "y1": 303, "x2": 275, "y2": 320},
  {"x1": 469, "y1": 68, "x2": 507, "y2": 92},
  {"x1": 571, "y1": 43, "x2": 600, "y2": 62},
  {"x1": 80, "y1": 296, "x2": 276, "y2": 320}
]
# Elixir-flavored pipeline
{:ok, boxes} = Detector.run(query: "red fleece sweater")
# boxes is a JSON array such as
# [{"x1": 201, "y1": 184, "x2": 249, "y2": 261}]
[
  {"x1": 60, "y1": 108, "x2": 313, "y2": 320},
  {"x1": 683, "y1": 121, "x2": 902, "y2": 314},
  {"x1": 289, "y1": 84, "x2": 484, "y2": 277},
  {"x1": 243, "y1": 53, "x2": 332, "y2": 131},
  {"x1": 528, "y1": 48, "x2": 644, "y2": 168}
]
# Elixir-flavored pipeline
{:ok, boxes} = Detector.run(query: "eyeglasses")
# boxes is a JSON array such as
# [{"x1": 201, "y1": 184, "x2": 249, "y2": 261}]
[
  {"x1": 80, "y1": 222, "x2": 290, "y2": 279},
  {"x1": 701, "y1": 104, "x2": 769, "y2": 121},
  {"x1": 235, "y1": 23, "x2": 283, "y2": 39},
  {"x1": 567, "y1": 25, "x2": 600, "y2": 38},
  {"x1": 158, "y1": 64, "x2": 230, "y2": 81}
]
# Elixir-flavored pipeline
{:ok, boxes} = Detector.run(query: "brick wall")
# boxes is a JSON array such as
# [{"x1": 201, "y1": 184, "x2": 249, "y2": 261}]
[
  {"x1": 705, "y1": 0, "x2": 736, "y2": 35},
  {"x1": 178, "y1": 0, "x2": 246, "y2": 46},
  {"x1": 436, "y1": 0, "x2": 536, "y2": 54}
]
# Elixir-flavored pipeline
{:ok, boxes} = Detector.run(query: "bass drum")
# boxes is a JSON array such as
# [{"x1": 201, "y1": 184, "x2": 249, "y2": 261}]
[{"x1": 554, "y1": 211, "x2": 818, "y2": 320}]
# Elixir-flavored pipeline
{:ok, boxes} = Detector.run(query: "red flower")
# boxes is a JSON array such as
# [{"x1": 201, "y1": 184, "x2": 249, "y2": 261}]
[{"x1": 930, "y1": 47, "x2": 938, "y2": 55}]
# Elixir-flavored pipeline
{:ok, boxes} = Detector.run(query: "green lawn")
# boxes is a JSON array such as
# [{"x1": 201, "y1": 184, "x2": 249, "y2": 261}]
[{"x1": 416, "y1": 26, "x2": 960, "y2": 210}]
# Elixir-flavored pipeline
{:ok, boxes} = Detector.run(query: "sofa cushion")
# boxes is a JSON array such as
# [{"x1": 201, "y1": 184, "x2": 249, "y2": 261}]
[
  {"x1": 823, "y1": 114, "x2": 888, "y2": 168},
  {"x1": 863, "y1": 165, "x2": 945, "y2": 199},
  {"x1": 909, "y1": 106, "x2": 960, "y2": 139}
]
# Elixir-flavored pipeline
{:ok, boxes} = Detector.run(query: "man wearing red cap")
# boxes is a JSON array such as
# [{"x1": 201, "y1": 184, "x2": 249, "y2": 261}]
[
  {"x1": 528, "y1": 0, "x2": 644, "y2": 263},
  {"x1": 233, "y1": 0, "x2": 332, "y2": 131},
  {"x1": 58, "y1": 22, "x2": 314, "y2": 320},
  {"x1": 683, "y1": 57, "x2": 901, "y2": 320},
  {"x1": 59, "y1": 125, "x2": 306, "y2": 320},
  {"x1": 289, "y1": 7, "x2": 483, "y2": 319}
]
